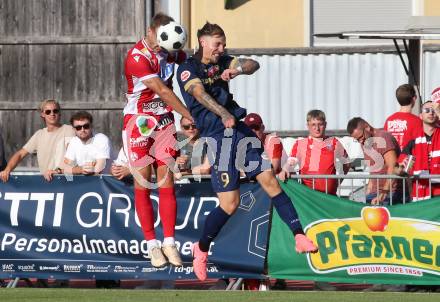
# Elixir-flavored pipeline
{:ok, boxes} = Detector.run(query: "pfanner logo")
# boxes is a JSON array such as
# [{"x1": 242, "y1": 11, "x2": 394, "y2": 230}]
[{"x1": 306, "y1": 207, "x2": 440, "y2": 276}]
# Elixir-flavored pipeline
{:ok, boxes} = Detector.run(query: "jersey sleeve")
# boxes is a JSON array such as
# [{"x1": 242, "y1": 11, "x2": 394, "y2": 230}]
[
  {"x1": 222, "y1": 55, "x2": 236, "y2": 69},
  {"x1": 177, "y1": 61, "x2": 202, "y2": 92},
  {"x1": 265, "y1": 134, "x2": 283, "y2": 160},
  {"x1": 125, "y1": 54, "x2": 158, "y2": 82}
]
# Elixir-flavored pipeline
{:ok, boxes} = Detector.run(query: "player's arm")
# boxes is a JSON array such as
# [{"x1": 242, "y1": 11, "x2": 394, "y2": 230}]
[
  {"x1": 142, "y1": 77, "x2": 193, "y2": 121},
  {"x1": 187, "y1": 82, "x2": 236, "y2": 128},
  {"x1": 222, "y1": 57, "x2": 260, "y2": 81}
]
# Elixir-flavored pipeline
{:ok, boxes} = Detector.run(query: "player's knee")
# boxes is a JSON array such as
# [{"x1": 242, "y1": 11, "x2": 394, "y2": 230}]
[
  {"x1": 258, "y1": 172, "x2": 281, "y2": 196},
  {"x1": 258, "y1": 171, "x2": 278, "y2": 187},
  {"x1": 220, "y1": 200, "x2": 239, "y2": 215}
]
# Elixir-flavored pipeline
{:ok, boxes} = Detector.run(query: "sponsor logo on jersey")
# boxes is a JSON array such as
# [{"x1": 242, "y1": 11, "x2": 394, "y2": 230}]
[
  {"x1": 142, "y1": 100, "x2": 168, "y2": 115},
  {"x1": 180, "y1": 70, "x2": 191, "y2": 82},
  {"x1": 387, "y1": 120, "x2": 408, "y2": 132},
  {"x1": 136, "y1": 115, "x2": 157, "y2": 137},
  {"x1": 207, "y1": 65, "x2": 220, "y2": 78}
]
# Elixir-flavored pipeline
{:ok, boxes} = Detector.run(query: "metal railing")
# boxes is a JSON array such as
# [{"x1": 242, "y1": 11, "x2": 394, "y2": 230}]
[
  {"x1": 10, "y1": 171, "x2": 440, "y2": 204},
  {"x1": 288, "y1": 173, "x2": 440, "y2": 205}
]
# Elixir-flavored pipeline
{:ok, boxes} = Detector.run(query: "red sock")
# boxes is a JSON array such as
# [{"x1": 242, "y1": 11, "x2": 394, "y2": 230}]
[
  {"x1": 135, "y1": 188, "x2": 155, "y2": 240},
  {"x1": 159, "y1": 187, "x2": 177, "y2": 238}
]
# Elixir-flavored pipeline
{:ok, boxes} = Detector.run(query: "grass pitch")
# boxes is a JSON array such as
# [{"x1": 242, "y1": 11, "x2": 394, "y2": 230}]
[{"x1": 0, "y1": 289, "x2": 439, "y2": 302}]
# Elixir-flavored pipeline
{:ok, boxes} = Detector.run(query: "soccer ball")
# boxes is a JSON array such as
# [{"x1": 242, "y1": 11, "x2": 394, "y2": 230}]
[{"x1": 157, "y1": 22, "x2": 187, "y2": 52}]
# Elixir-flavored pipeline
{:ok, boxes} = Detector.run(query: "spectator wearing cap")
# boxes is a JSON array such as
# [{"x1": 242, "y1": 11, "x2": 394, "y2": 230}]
[
  {"x1": 244, "y1": 113, "x2": 284, "y2": 174},
  {"x1": 279, "y1": 110, "x2": 349, "y2": 196},
  {"x1": 46, "y1": 111, "x2": 111, "y2": 179},
  {"x1": 384, "y1": 84, "x2": 422, "y2": 151},
  {"x1": 0, "y1": 99, "x2": 75, "y2": 182}
]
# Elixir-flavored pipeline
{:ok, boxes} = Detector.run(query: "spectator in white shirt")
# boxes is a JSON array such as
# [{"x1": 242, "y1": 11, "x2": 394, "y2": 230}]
[{"x1": 46, "y1": 111, "x2": 111, "y2": 180}]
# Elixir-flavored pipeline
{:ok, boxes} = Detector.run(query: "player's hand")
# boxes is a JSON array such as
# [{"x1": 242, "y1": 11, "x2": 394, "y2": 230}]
[
  {"x1": 0, "y1": 169, "x2": 10, "y2": 182},
  {"x1": 222, "y1": 116, "x2": 236, "y2": 128},
  {"x1": 221, "y1": 68, "x2": 241, "y2": 81}
]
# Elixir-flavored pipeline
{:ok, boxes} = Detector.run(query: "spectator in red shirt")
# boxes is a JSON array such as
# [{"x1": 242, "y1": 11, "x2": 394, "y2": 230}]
[
  {"x1": 279, "y1": 110, "x2": 349, "y2": 195},
  {"x1": 244, "y1": 113, "x2": 284, "y2": 174},
  {"x1": 396, "y1": 101, "x2": 440, "y2": 201},
  {"x1": 384, "y1": 84, "x2": 422, "y2": 151}
]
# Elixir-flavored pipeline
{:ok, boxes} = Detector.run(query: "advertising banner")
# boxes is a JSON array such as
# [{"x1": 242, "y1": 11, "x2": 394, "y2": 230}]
[
  {"x1": 268, "y1": 180, "x2": 440, "y2": 285},
  {"x1": 0, "y1": 176, "x2": 270, "y2": 280}
]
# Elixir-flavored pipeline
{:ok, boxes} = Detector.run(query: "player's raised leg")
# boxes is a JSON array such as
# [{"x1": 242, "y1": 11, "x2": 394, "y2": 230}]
[
  {"x1": 256, "y1": 170, "x2": 318, "y2": 253},
  {"x1": 193, "y1": 190, "x2": 239, "y2": 281}
]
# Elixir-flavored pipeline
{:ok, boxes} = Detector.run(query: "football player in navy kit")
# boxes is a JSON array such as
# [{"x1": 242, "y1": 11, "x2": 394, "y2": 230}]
[{"x1": 177, "y1": 22, "x2": 318, "y2": 281}]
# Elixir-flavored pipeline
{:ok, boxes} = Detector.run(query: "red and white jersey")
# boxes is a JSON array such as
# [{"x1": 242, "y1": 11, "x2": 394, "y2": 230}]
[
  {"x1": 383, "y1": 112, "x2": 422, "y2": 151},
  {"x1": 290, "y1": 136, "x2": 345, "y2": 195},
  {"x1": 123, "y1": 39, "x2": 186, "y2": 116}
]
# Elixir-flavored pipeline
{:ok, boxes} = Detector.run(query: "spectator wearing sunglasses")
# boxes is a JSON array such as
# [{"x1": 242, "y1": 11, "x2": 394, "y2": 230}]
[
  {"x1": 48, "y1": 110, "x2": 111, "y2": 179},
  {"x1": 396, "y1": 100, "x2": 440, "y2": 200},
  {"x1": 0, "y1": 99, "x2": 75, "y2": 182},
  {"x1": 176, "y1": 117, "x2": 210, "y2": 177}
]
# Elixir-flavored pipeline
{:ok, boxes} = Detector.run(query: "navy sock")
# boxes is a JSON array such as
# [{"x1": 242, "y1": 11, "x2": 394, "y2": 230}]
[
  {"x1": 199, "y1": 206, "x2": 231, "y2": 252},
  {"x1": 272, "y1": 191, "x2": 304, "y2": 235}
]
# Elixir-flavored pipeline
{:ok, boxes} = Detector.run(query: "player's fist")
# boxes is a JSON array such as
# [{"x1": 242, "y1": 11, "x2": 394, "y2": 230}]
[
  {"x1": 222, "y1": 116, "x2": 236, "y2": 128},
  {"x1": 221, "y1": 69, "x2": 240, "y2": 81}
]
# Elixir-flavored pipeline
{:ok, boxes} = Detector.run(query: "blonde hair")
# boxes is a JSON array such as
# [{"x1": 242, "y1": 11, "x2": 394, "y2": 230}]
[{"x1": 39, "y1": 99, "x2": 60, "y2": 112}]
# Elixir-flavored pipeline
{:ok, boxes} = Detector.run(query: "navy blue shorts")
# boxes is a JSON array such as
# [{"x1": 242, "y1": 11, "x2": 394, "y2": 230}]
[{"x1": 203, "y1": 122, "x2": 272, "y2": 193}]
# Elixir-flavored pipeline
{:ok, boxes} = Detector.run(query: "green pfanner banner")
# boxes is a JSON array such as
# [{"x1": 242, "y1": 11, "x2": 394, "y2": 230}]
[{"x1": 268, "y1": 180, "x2": 440, "y2": 285}]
